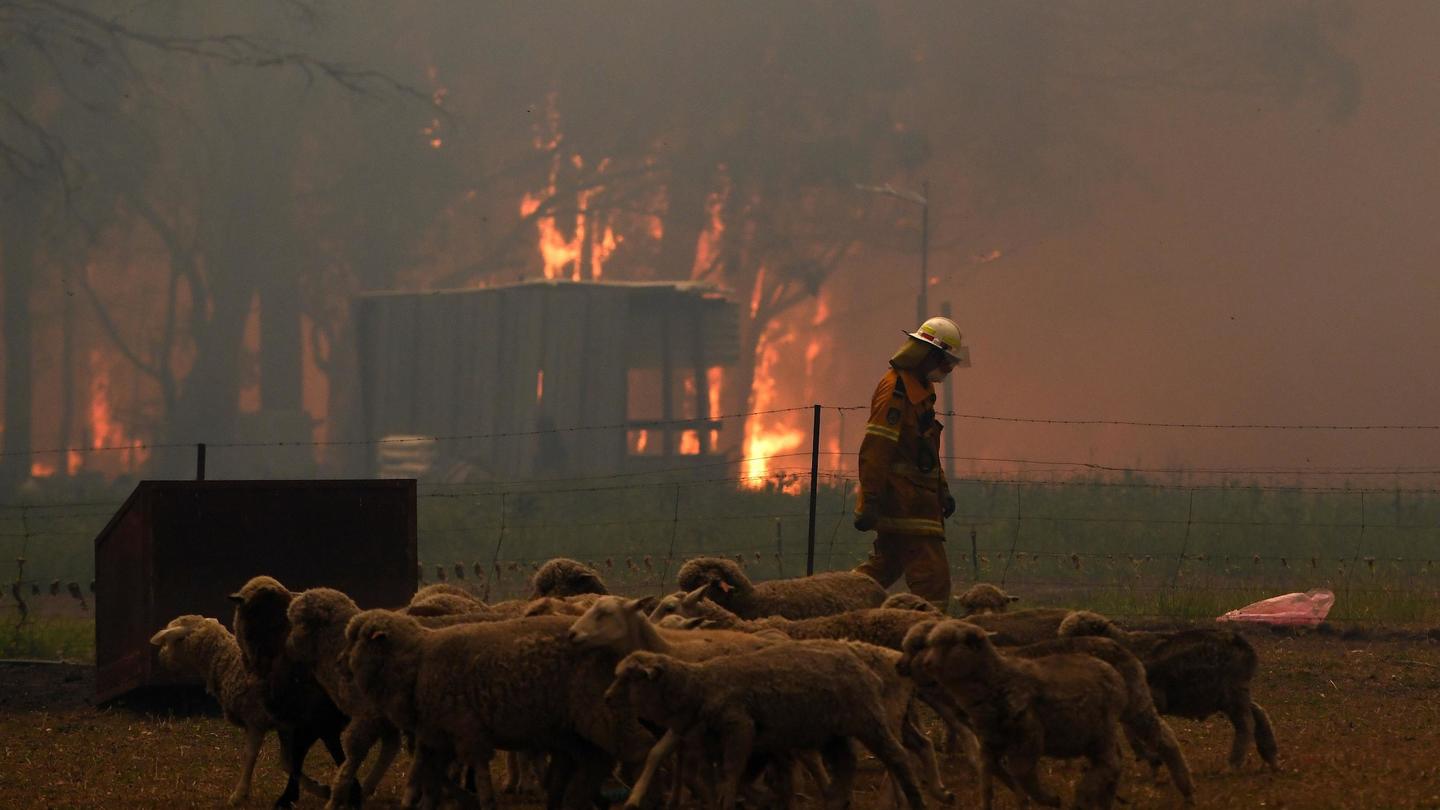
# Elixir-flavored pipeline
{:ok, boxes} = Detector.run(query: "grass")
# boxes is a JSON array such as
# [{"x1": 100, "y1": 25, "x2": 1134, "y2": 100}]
[
  {"x1": 0, "y1": 612, "x2": 95, "y2": 662},
  {"x1": 2, "y1": 471, "x2": 1438, "y2": 663}
]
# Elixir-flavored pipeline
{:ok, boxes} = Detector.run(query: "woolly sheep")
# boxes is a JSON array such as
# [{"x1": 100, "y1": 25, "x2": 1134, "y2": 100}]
[
  {"x1": 230, "y1": 576, "x2": 348, "y2": 808},
  {"x1": 1059, "y1": 610, "x2": 1279, "y2": 770},
  {"x1": 881, "y1": 592, "x2": 943, "y2": 614},
  {"x1": 605, "y1": 643, "x2": 928, "y2": 810},
  {"x1": 958, "y1": 607, "x2": 1072, "y2": 646},
  {"x1": 530, "y1": 557, "x2": 610, "y2": 598},
  {"x1": 1005, "y1": 635, "x2": 1195, "y2": 803},
  {"x1": 953, "y1": 583, "x2": 1020, "y2": 616},
  {"x1": 916, "y1": 620, "x2": 1129, "y2": 810},
  {"x1": 667, "y1": 585, "x2": 935, "y2": 650},
  {"x1": 285, "y1": 588, "x2": 403, "y2": 808},
  {"x1": 675, "y1": 556, "x2": 886, "y2": 619},
  {"x1": 150, "y1": 616, "x2": 274, "y2": 806},
  {"x1": 341, "y1": 610, "x2": 654, "y2": 809}
]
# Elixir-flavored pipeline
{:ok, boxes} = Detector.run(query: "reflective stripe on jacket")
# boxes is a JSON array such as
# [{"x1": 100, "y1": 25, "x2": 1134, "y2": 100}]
[{"x1": 855, "y1": 367, "x2": 949, "y2": 538}]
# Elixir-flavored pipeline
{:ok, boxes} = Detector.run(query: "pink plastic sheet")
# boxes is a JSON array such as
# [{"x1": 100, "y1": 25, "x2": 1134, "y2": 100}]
[{"x1": 1216, "y1": 588, "x2": 1335, "y2": 627}]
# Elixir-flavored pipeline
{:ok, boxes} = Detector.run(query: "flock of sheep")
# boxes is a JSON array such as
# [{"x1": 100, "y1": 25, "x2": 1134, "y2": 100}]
[{"x1": 148, "y1": 556, "x2": 1279, "y2": 809}]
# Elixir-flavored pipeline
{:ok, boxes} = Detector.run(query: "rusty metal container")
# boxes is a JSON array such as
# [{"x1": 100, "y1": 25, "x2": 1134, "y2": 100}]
[{"x1": 94, "y1": 479, "x2": 416, "y2": 702}]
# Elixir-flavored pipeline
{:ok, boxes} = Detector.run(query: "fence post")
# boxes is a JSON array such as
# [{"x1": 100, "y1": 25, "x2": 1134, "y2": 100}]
[
  {"x1": 775, "y1": 518, "x2": 785, "y2": 578},
  {"x1": 806, "y1": 404, "x2": 821, "y2": 576},
  {"x1": 196, "y1": 443, "x2": 206, "y2": 481},
  {"x1": 970, "y1": 526, "x2": 979, "y2": 582},
  {"x1": 484, "y1": 492, "x2": 507, "y2": 602}
]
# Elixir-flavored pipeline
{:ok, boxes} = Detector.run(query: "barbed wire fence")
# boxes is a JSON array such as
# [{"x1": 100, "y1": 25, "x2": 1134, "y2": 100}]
[{"x1": 2, "y1": 405, "x2": 1440, "y2": 625}]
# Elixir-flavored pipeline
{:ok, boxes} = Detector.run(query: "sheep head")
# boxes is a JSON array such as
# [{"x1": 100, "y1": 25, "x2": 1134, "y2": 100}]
[
  {"x1": 150, "y1": 615, "x2": 227, "y2": 677},
  {"x1": 530, "y1": 558, "x2": 610, "y2": 599},
  {"x1": 921, "y1": 620, "x2": 1000, "y2": 683},
  {"x1": 285, "y1": 588, "x2": 358, "y2": 665},
  {"x1": 955, "y1": 583, "x2": 1020, "y2": 616},
  {"x1": 882, "y1": 593, "x2": 942, "y2": 614},
  {"x1": 1057, "y1": 610, "x2": 1123, "y2": 640},
  {"x1": 896, "y1": 618, "x2": 943, "y2": 678},
  {"x1": 605, "y1": 651, "x2": 671, "y2": 713},
  {"x1": 569, "y1": 595, "x2": 648, "y2": 649},
  {"x1": 675, "y1": 557, "x2": 751, "y2": 602},
  {"x1": 229, "y1": 575, "x2": 294, "y2": 674}
]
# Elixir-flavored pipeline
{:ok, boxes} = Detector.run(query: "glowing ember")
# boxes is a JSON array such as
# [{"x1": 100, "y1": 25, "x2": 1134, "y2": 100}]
[{"x1": 536, "y1": 369, "x2": 545, "y2": 403}]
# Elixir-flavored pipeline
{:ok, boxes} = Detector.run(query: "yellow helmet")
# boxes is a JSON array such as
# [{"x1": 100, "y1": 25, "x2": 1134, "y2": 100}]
[{"x1": 906, "y1": 317, "x2": 971, "y2": 367}]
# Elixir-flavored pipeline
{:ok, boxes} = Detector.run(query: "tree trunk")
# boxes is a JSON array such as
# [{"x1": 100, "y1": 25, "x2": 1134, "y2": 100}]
[{"x1": 0, "y1": 215, "x2": 37, "y2": 489}]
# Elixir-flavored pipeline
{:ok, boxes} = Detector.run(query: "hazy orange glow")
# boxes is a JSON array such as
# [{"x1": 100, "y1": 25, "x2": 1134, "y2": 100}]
[
  {"x1": 742, "y1": 325, "x2": 806, "y2": 491},
  {"x1": 86, "y1": 348, "x2": 149, "y2": 472},
  {"x1": 679, "y1": 430, "x2": 701, "y2": 455}
]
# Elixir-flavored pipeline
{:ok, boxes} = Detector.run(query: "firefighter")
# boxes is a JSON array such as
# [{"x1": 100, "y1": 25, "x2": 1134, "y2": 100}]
[{"x1": 852, "y1": 316, "x2": 971, "y2": 610}]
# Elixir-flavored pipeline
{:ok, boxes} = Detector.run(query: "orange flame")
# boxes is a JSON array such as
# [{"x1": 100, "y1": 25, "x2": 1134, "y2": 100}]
[
  {"x1": 86, "y1": 348, "x2": 148, "y2": 473},
  {"x1": 742, "y1": 325, "x2": 805, "y2": 491}
]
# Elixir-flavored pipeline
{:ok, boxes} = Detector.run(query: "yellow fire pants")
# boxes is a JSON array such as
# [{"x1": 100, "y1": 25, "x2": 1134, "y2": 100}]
[{"x1": 853, "y1": 533, "x2": 951, "y2": 612}]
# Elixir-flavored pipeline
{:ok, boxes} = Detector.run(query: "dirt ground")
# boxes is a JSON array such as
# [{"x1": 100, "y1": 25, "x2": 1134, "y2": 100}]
[{"x1": 2, "y1": 630, "x2": 1438, "y2": 809}]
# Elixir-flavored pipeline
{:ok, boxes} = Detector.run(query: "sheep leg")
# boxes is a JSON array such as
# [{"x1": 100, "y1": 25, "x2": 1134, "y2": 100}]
[
  {"x1": 998, "y1": 745, "x2": 1061, "y2": 809},
  {"x1": 715, "y1": 718, "x2": 757, "y2": 810},
  {"x1": 559, "y1": 748, "x2": 613, "y2": 810},
  {"x1": 1128, "y1": 711, "x2": 1194, "y2": 803},
  {"x1": 1251, "y1": 702, "x2": 1280, "y2": 770},
  {"x1": 857, "y1": 727, "x2": 928, "y2": 810},
  {"x1": 796, "y1": 749, "x2": 830, "y2": 799},
  {"x1": 624, "y1": 727, "x2": 683, "y2": 810},
  {"x1": 901, "y1": 710, "x2": 953, "y2": 804},
  {"x1": 325, "y1": 716, "x2": 390, "y2": 808},
  {"x1": 1074, "y1": 744, "x2": 1122, "y2": 810},
  {"x1": 502, "y1": 751, "x2": 523, "y2": 793},
  {"x1": 819, "y1": 738, "x2": 858, "y2": 810},
  {"x1": 543, "y1": 751, "x2": 578, "y2": 810},
  {"x1": 1225, "y1": 701, "x2": 1256, "y2": 770},
  {"x1": 229, "y1": 725, "x2": 267, "y2": 806}
]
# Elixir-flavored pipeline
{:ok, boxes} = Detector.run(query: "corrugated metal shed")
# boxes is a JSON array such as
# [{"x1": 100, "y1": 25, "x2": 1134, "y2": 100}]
[
  {"x1": 94, "y1": 479, "x2": 416, "y2": 702},
  {"x1": 355, "y1": 280, "x2": 741, "y2": 479}
]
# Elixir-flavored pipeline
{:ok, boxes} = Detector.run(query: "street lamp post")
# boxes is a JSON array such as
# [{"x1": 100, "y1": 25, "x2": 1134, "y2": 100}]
[{"x1": 855, "y1": 181, "x2": 930, "y2": 326}]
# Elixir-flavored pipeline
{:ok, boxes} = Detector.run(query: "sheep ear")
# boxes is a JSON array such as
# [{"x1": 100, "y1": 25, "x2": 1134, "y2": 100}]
[
  {"x1": 1007, "y1": 595, "x2": 1021, "y2": 602},
  {"x1": 681, "y1": 584, "x2": 709, "y2": 607},
  {"x1": 149, "y1": 625, "x2": 189, "y2": 646},
  {"x1": 632, "y1": 595, "x2": 658, "y2": 614},
  {"x1": 679, "y1": 617, "x2": 704, "y2": 630},
  {"x1": 625, "y1": 598, "x2": 648, "y2": 614},
  {"x1": 640, "y1": 662, "x2": 664, "y2": 680},
  {"x1": 715, "y1": 580, "x2": 734, "y2": 594},
  {"x1": 367, "y1": 628, "x2": 388, "y2": 642},
  {"x1": 227, "y1": 592, "x2": 244, "y2": 604}
]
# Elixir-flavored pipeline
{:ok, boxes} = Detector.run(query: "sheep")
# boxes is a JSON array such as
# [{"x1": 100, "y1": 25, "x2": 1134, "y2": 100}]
[
  {"x1": 411, "y1": 582, "x2": 482, "y2": 604},
  {"x1": 285, "y1": 588, "x2": 403, "y2": 808},
  {"x1": 881, "y1": 592, "x2": 943, "y2": 614},
  {"x1": 405, "y1": 592, "x2": 489, "y2": 618},
  {"x1": 523, "y1": 593, "x2": 607, "y2": 617},
  {"x1": 666, "y1": 584, "x2": 936, "y2": 650},
  {"x1": 958, "y1": 607, "x2": 1073, "y2": 646},
  {"x1": 915, "y1": 620, "x2": 1129, "y2": 810},
  {"x1": 1004, "y1": 635, "x2": 1195, "y2": 803},
  {"x1": 230, "y1": 576, "x2": 349, "y2": 808},
  {"x1": 675, "y1": 556, "x2": 886, "y2": 619},
  {"x1": 341, "y1": 610, "x2": 655, "y2": 809},
  {"x1": 568, "y1": 595, "x2": 791, "y2": 806},
  {"x1": 1059, "y1": 610, "x2": 1279, "y2": 770},
  {"x1": 530, "y1": 557, "x2": 610, "y2": 598},
  {"x1": 953, "y1": 583, "x2": 1020, "y2": 616},
  {"x1": 605, "y1": 644, "x2": 928, "y2": 810},
  {"x1": 149, "y1": 615, "x2": 275, "y2": 806}
]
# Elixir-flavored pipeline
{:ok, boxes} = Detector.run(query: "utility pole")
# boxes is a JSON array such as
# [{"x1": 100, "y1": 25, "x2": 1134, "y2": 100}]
[{"x1": 918, "y1": 180, "x2": 930, "y2": 325}]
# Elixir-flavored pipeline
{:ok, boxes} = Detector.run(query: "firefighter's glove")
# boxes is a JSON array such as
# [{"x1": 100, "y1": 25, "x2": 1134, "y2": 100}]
[
  {"x1": 853, "y1": 509, "x2": 879, "y2": 532},
  {"x1": 943, "y1": 493, "x2": 957, "y2": 519}
]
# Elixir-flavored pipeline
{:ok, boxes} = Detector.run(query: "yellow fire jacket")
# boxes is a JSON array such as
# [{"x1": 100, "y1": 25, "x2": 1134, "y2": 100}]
[{"x1": 855, "y1": 367, "x2": 949, "y2": 538}]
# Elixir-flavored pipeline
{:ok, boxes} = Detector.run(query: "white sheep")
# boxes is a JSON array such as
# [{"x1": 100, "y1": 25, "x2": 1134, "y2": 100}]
[{"x1": 149, "y1": 615, "x2": 274, "y2": 806}]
